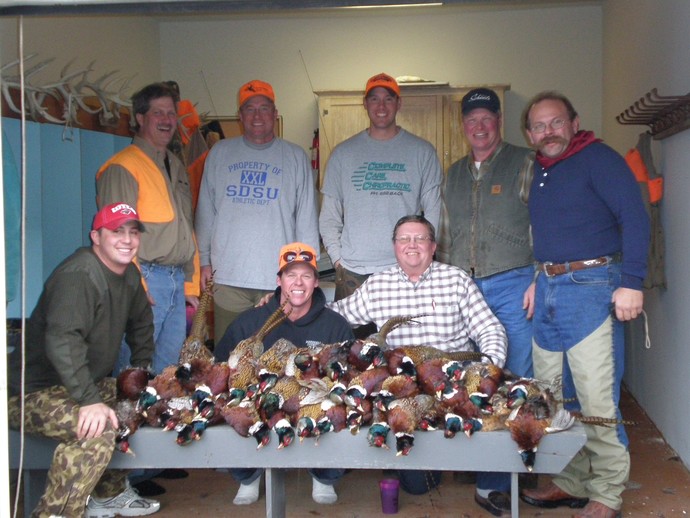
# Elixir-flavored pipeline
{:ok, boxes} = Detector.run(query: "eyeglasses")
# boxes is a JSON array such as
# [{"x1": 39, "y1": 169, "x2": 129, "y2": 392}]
[
  {"x1": 283, "y1": 250, "x2": 314, "y2": 263},
  {"x1": 394, "y1": 235, "x2": 433, "y2": 245},
  {"x1": 529, "y1": 118, "x2": 568, "y2": 134}
]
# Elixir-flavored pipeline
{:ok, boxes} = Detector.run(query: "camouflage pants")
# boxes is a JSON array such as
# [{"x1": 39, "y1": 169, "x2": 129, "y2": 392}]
[{"x1": 8, "y1": 378, "x2": 128, "y2": 518}]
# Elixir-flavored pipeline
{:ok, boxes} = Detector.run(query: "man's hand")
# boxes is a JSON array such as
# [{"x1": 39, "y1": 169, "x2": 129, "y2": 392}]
[
  {"x1": 612, "y1": 287, "x2": 644, "y2": 321},
  {"x1": 523, "y1": 282, "x2": 536, "y2": 320},
  {"x1": 200, "y1": 265, "x2": 213, "y2": 292},
  {"x1": 77, "y1": 403, "x2": 118, "y2": 440},
  {"x1": 256, "y1": 292, "x2": 274, "y2": 307},
  {"x1": 186, "y1": 295, "x2": 200, "y2": 310}
]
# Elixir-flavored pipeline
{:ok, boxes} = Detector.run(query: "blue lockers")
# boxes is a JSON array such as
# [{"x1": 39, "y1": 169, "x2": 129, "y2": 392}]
[{"x1": 3, "y1": 117, "x2": 131, "y2": 318}]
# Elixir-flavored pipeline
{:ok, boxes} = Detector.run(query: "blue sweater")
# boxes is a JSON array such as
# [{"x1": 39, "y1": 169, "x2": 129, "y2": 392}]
[{"x1": 529, "y1": 142, "x2": 650, "y2": 290}]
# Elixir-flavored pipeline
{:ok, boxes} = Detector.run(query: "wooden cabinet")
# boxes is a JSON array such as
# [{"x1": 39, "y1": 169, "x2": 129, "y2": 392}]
[{"x1": 315, "y1": 84, "x2": 509, "y2": 187}]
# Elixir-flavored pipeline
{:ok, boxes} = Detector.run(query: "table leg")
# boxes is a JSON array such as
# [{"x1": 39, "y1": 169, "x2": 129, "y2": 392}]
[
  {"x1": 511, "y1": 472, "x2": 520, "y2": 517},
  {"x1": 265, "y1": 468, "x2": 286, "y2": 518}
]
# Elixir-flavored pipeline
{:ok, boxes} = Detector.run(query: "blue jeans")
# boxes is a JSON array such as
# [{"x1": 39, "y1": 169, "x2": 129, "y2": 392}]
[
  {"x1": 532, "y1": 262, "x2": 629, "y2": 507},
  {"x1": 533, "y1": 261, "x2": 627, "y2": 446},
  {"x1": 397, "y1": 470, "x2": 442, "y2": 495},
  {"x1": 473, "y1": 265, "x2": 534, "y2": 378},
  {"x1": 115, "y1": 261, "x2": 186, "y2": 376},
  {"x1": 231, "y1": 468, "x2": 345, "y2": 485},
  {"x1": 473, "y1": 265, "x2": 534, "y2": 493}
]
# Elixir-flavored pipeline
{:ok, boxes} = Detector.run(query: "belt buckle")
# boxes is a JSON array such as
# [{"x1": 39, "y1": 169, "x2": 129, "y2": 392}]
[{"x1": 542, "y1": 261, "x2": 555, "y2": 277}]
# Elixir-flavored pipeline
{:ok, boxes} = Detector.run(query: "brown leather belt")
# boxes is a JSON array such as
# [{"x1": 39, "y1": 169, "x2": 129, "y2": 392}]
[{"x1": 539, "y1": 256, "x2": 612, "y2": 277}]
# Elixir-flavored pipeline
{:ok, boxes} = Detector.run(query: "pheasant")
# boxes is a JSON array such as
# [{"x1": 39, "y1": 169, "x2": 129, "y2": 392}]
[
  {"x1": 344, "y1": 366, "x2": 390, "y2": 411},
  {"x1": 259, "y1": 337, "x2": 299, "y2": 377},
  {"x1": 367, "y1": 315, "x2": 427, "y2": 349},
  {"x1": 221, "y1": 399, "x2": 271, "y2": 449},
  {"x1": 386, "y1": 394, "x2": 437, "y2": 456},
  {"x1": 116, "y1": 367, "x2": 151, "y2": 401},
  {"x1": 374, "y1": 374, "x2": 419, "y2": 412},
  {"x1": 228, "y1": 300, "x2": 291, "y2": 364},
  {"x1": 178, "y1": 272, "x2": 215, "y2": 365},
  {"x1": 314, "y1": 340, "x2": 353, "y2": 381}
]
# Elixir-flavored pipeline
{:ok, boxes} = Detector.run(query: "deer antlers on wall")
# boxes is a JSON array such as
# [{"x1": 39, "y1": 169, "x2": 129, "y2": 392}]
[{"x1": 1, "y1": 54, "x2": 135, "y2": 128}]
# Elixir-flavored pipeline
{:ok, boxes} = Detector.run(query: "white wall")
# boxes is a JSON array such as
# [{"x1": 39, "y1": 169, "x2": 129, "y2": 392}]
[
  {"x1": 160, "y1": 4, "x2": 603, "y2": 152},
  {"x1": 603, "y1": 0, "x2": 690, "y2": 469}
]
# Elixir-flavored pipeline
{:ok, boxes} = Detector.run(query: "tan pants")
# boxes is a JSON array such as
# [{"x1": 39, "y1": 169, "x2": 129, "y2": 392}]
[
  {"x1": 213, "y1": 284, "x2": 273, "y2": 344},
  {"x1": 532, "y1": 319, "x2": 630, "y2": 510}
]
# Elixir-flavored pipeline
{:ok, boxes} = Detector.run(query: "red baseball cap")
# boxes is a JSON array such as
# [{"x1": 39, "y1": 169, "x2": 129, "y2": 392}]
[
  {"x1": 92, "y1": 203, "x2": 145, "y2": 232},
  {"x1": 365, "y1": 73, "x2": 400, "y2": 97},
  {"x1": 278, "y1": 242, "x2": 318, "y2": 274}
]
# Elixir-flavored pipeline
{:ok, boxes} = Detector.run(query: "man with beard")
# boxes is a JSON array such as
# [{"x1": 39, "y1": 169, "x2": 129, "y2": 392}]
[{"x1": 519, "y1": 91, "x2": 649, "y2": 518}]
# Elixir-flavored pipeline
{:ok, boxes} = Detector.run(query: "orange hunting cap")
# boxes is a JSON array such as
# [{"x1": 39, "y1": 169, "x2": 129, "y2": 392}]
[
  {"x1": 278, "y1": 242, "x2": 318, "y2": 275},
  {"x1": 364, "y1": 73, "x2": 400, "y2": 97},
  {"x1": 238, "y1": 79, "x2": 275, "y2": 107}
]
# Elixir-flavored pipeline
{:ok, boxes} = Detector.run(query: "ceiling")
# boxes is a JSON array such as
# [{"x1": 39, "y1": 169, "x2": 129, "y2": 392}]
[{"x1": 0, "y1": 0, "x2": 595, "y2": 17}]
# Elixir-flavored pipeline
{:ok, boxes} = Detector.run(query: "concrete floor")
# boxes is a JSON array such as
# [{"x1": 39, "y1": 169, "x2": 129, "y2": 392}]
[
  {"x1": 147, "y1": 386, "x2": 690, "y2": 517},
  {"x1": 11, "y1": 386, "x2": 690, "y2": 517}
]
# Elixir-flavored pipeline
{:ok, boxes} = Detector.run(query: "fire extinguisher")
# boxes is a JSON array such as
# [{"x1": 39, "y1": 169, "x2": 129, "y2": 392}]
[{"x1": 311, "y1": 129, "x2": 319, "y2": 173}]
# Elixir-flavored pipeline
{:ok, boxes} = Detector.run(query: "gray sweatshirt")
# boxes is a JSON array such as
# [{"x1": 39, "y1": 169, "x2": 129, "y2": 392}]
[
  {"x1": 195, "y1": 136, "x2": 319, "y2": 289},
  {"x1": 320, "y1": 129, "x2": 442, "y2": 274}
]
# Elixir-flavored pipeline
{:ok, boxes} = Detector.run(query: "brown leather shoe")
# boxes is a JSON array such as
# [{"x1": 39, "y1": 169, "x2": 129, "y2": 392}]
[
  {"x1": 572, "y1": 501, "x2": 622, "y2": 518},
  {"x1": 520, "y1": 482, "x2": 588, "y2": 509}
]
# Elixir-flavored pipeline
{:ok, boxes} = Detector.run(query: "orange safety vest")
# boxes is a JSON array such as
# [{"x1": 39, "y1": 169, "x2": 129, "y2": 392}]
[
  {"x1": 97, "y1": 145, "x2": 201, "y2": 298},
  {"x1": 625, "y1": 147, "x2": 663, "y2": 204},
  {"x1": 177, "y1": 100, "x2": 201, "y2": 146},
  {"x1": 97, "y1": 145, "x2": 175, "y2": 223}
]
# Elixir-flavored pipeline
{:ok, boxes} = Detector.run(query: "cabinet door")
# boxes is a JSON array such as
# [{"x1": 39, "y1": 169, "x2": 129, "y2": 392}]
[
  {"x1": 445, "y1": 92, "x2": 470, "y2": 172},
  {"x1": 397, "y1": 94, "x2": 444, "y2": 168},
  {"x1": 318, "y1": 95, "x2": 368, "y2": 187},
  {"x1": 318, "y1": 93, "x2": 444, "y2": 188}
]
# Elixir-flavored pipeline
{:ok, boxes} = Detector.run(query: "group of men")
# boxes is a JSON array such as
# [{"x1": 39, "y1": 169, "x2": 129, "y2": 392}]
[{"x1": 9, "y1": 72, "x2": 648, "y2": 518}]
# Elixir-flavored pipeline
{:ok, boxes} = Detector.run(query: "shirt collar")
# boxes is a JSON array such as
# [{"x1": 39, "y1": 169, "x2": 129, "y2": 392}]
[
  {"x1": 396, "y1": 261, "x2": 435, "y2": 285},
  {"x1": 468, "y1": 141, "x2": 506, "y2": 180}
]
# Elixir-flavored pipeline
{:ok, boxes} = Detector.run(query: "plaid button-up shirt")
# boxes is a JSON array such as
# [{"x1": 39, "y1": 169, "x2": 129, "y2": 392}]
[{"x1": 329, "y1": 261, "x2": 507, "y2": 367}]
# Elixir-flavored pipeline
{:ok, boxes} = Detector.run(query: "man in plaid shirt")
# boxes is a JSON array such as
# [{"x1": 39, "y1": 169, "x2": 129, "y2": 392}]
[
  {"x1": 329, "y1": 214, "x2": 506, "y2": 495},
  {"x1": 330, "y1": 214, "x2": 507, "y2": 366}
]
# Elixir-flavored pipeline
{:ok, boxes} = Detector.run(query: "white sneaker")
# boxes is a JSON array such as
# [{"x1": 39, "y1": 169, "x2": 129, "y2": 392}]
[
  {"x1": 86, "y1": 485, "x2": 160, "y2": 517},
  {"x1": 233, "y1": 476, "x2": 261, "y2": 505},
  {"x1": 312, "y1": 478, "x2": 338, "y2": 504}
]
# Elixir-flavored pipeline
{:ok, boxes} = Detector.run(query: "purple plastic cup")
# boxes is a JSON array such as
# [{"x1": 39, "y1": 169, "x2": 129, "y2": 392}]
[{"x1": 379, "y1": 478, "x2": 400, "y2": 514}]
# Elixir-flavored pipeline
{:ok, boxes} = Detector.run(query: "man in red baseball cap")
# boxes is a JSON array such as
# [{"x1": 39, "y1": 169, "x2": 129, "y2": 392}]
[
  {"x1": 92, "y1": 202, "x2": 145, "y2": 232},
  {"x1": 8, "y1": 202, "x2": 158, "y2": 517}
]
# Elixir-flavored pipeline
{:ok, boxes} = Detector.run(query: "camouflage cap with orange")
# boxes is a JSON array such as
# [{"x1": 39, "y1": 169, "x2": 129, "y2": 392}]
[
  {"x1": 277, "y1": 242, "x2": 318, "y2": 275},
  {"x1": 364, "y1": 73, "x2": 400, "y2": 97},
  {"x1": 238, "y1": 79, "x2": 275, "y2": 107}
]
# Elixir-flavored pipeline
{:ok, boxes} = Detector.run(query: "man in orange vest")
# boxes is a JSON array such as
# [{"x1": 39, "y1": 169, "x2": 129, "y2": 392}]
[{"x1": 97, "y1": 82, "x2": 199, "y2": 377}]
